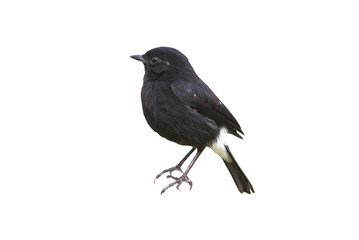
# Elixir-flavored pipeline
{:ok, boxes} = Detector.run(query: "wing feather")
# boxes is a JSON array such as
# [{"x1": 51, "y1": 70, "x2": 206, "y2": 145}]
[{"x1": 170, "y1": 79, "x2": 244, "y2": 138}]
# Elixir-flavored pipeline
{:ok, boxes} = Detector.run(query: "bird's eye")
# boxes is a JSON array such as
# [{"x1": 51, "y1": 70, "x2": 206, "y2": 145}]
[{"x1": 151, "y1": 57, "x2": 159, "y2": 63}]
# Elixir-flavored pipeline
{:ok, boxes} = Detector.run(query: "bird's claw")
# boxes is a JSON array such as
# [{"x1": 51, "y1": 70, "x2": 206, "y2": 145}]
[
  {"x1": 154, "y1": 166, "x2": 183, "y2": 183},
  {"x1": 160, "y1": 175, "x2": 193, "y2": 195}
]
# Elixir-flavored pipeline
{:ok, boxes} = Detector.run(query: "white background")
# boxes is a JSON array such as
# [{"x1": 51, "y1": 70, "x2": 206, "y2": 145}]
[{"x1": 1, "y1": 0, "x2": 358, "y2": 239}]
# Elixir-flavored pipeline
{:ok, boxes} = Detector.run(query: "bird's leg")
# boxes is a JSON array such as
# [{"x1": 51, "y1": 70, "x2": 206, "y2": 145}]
[
  {"x1": 154, "y1": 147, "x2": 196, "y2": 183},
  {"x1": 160, "y1": 148, "x2": 204, "y2": 195}
]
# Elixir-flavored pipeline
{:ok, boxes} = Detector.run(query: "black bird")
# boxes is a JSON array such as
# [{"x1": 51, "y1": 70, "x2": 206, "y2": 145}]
[{"x1": 131, "y1": 47, "x2": 254, "y2": 194}]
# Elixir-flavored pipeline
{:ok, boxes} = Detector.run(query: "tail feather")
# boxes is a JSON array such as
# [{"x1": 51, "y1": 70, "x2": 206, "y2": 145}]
[{"x1": 223, "y1": 145, "x2": 254, "y2": 194}]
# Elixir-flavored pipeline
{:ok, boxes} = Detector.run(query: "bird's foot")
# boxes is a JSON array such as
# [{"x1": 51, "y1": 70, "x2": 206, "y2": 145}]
[
  {"x1": 160, "y1": 174, "x2": 193, "y2": 195},
  {"x1": 154, "y1": 165, "x2": 183, "y2": 183}
]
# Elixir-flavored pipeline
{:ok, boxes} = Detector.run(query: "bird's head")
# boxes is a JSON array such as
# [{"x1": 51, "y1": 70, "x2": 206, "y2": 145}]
[{"x1": 131, "y1": 47, "x2": 196, "y2": 81}]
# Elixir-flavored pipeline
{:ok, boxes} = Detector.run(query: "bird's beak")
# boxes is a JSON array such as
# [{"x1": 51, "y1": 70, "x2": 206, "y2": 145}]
[{"x1": 130, "y1": 54, "x2": 145, "y2": 62}]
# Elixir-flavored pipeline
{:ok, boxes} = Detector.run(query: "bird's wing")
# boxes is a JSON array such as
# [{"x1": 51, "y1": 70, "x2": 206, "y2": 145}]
[{"x1": 170, "y1": 79, "x2": 244, "y2": 138}]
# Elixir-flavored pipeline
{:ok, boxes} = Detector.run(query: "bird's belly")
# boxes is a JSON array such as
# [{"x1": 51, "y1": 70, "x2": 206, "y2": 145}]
[{"x1": 143, "y1": 102, "x2": 219, "y2": 148}]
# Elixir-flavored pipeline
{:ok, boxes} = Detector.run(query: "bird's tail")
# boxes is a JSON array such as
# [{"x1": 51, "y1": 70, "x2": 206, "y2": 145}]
[{"x1": 223, "y1": 145, "x2": 254, "y2": 194}]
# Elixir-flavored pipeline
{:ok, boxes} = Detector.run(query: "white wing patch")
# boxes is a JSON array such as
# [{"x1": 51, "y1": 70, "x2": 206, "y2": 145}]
[{"x1": 210, "y1": 127, "x2": 232, "y2": 163}]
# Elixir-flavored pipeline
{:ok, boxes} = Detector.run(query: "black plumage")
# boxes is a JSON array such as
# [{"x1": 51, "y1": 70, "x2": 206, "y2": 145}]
[{"x1": 131, "y1": 47, "x2": 254, "y2": 194}]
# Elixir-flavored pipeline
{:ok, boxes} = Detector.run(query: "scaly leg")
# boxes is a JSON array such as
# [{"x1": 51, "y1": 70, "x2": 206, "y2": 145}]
[
  {"x1": 160, "y1": 148, "x2": 204, "y2": 194},
  {"x1": 154, "y1": 147, "x2": 196, "y2": 183}
]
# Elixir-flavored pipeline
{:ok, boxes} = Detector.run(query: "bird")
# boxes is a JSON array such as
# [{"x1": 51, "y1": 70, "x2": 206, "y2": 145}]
[{"x1": 130, "y1": 47, "x2": 254, "y2": 194}]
